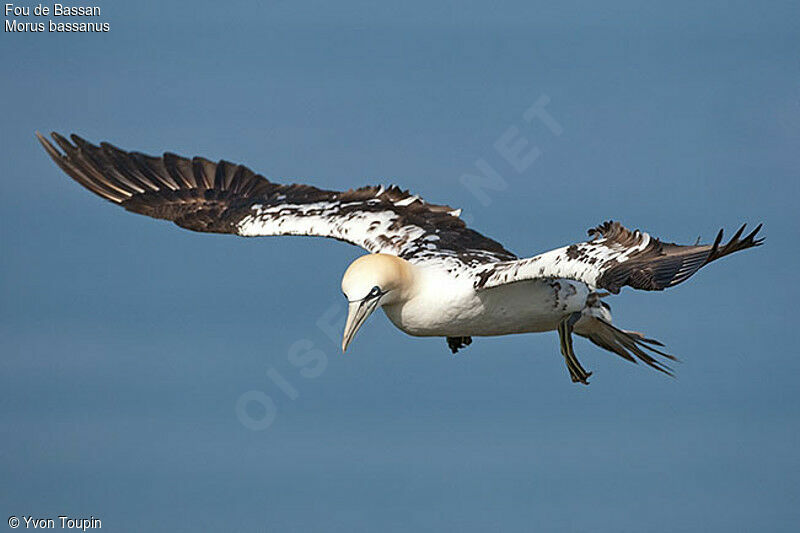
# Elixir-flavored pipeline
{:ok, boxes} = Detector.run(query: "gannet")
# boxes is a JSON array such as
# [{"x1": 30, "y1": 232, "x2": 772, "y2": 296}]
[{"x1": 37, "y1": 133, "x2": 764, "y2": 384}]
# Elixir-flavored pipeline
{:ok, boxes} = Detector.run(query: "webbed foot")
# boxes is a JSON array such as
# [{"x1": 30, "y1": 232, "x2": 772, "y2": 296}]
[
  {"x1": 447, "y1": 336, "x2": 472, "y2": 354},
  {"x1": 558, "y1": 312, "x2": 592, "y2": 385}
]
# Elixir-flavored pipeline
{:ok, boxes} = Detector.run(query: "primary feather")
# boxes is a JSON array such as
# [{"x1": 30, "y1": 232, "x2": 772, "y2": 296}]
[{"x1": 38, "y1": 132, "x2": 515, "y2": 266}]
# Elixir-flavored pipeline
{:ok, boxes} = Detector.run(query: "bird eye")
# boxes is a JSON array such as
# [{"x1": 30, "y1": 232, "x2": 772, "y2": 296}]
[{"x1": 369, "y1": 286, "x2": 382, "y2": 297}]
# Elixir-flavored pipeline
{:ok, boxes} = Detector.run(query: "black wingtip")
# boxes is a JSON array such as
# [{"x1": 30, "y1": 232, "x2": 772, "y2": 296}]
[
  {"x1": 70, "y1": 133, "x2": 95, "y2": 151},
  {"x1": 731, "y1": 223, "x2": 747, "y2": 242},
  {"x1": 705, "y1": 223, "x2": 764, "y2": 265},
  {"x1": 710, "y1": 228, "x2": 724, "y2": 254},
  {"x1": 36, "y1": 131, "x2": 57, "y2": 156},
  {"x1": 747, "y1": 223, "x2": 765, "y2": 246}
]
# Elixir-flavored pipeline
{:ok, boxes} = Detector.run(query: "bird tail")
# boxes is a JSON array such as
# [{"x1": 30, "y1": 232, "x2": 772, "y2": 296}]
[{"x1": 574, "y1": 299, "x2": 677, "y2": 376}]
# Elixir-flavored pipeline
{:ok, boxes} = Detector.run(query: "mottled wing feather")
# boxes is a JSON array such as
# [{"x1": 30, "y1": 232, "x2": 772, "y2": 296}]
[
  {"x1": 475, "y1": 221, "x2": 763, "y2": 293},
  {"x1": 39, "y1": 133, "x2": 516, "y2": 264}
]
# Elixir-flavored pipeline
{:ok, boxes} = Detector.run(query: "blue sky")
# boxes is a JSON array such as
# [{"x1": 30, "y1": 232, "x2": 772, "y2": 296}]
[{"x1": 1, "y1": 1, "x2": 799, "y2": 531}]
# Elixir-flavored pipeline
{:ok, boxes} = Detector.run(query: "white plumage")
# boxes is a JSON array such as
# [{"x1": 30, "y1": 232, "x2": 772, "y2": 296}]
[{"x1": 38, "y1": 132, "x2": 764, "y2": 384}]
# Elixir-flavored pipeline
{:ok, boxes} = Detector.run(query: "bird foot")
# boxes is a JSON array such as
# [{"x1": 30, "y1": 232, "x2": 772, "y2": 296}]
[
  {"x1": 447, "y1": 336, "x2": 472, "y2": 354},
  {"x1": 558, "y1": 312, "x2": 592, "y2": 385}
]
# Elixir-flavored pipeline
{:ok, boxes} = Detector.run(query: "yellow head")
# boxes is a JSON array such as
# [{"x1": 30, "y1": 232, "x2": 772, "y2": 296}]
[{"x1": 340, "y1": 253, "x2": 414, "y2": 351}]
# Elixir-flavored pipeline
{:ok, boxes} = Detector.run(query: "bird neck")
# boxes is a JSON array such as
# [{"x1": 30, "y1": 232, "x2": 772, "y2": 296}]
[{"x1": 381, "y1": 255, "x2": 417, "y2": 305}]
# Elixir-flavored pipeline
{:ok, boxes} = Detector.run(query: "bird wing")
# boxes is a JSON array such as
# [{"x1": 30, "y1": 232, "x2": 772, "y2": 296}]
[
  {"x1": 38, "y1": 133, "x2": 517, "y2": 264},
  {"x1": 474, "y1": 220, "x2": 763, "y2": 293}
]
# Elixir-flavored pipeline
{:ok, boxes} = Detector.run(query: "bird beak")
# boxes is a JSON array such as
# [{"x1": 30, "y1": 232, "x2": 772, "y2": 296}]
[{"x1": 341, "y1": 297, "x2": 381, "y2": 352}]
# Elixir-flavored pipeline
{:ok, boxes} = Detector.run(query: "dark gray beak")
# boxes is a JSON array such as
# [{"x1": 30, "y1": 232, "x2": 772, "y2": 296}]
[{"x1": 341, "y1": 296, "x2": 381, "y2": 352}]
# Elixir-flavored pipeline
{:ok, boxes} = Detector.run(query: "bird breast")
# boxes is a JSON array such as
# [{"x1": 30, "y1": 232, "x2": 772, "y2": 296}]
[{"x1": 381, "y1": 266, "x2": 590, "y2": 337}]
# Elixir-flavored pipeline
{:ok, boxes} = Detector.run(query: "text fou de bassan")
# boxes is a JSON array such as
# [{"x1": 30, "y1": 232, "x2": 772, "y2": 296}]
[{"x1": 5, "y1": 4, "x2": 110, "y2": 33}]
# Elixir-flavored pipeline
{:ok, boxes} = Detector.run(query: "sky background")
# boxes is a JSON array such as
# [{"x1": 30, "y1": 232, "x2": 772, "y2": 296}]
[{"x1": 1, "y1": 1, "x2": 799, "y2": 531}]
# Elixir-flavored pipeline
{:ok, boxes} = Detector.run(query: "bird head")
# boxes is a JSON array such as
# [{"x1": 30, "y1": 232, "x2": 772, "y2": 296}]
[{"x1": 340, "y1": 253, "x2": 414, "y2": 352}]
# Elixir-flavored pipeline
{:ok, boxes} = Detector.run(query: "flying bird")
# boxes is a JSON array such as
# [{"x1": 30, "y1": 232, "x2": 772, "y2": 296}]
[{"x1": 37, "y1": 132, "x2": 764, "y2": 384}]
